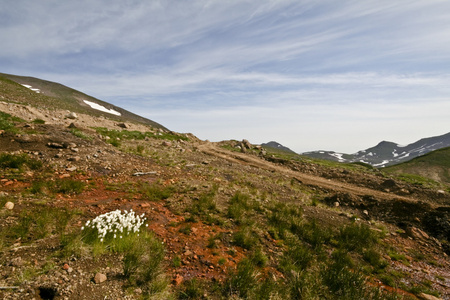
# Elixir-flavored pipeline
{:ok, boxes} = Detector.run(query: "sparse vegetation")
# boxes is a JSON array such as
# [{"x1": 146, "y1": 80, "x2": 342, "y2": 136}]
[{"x1": 0, "y1": 74, "x2": 447, "y2": 299}]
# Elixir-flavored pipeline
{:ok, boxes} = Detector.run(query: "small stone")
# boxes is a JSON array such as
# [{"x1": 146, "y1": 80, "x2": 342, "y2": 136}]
[
  {"x1": 67, "y1": 267, "x2": 73, "y2": 274},
  {"x1": 66, "y1": 166, "x2": 77, "y2": 172},
  {"x1": 173, "y1": 274, "x2": 183, "y2": 286},
  {"x1": 417, "y1": 292, "x2": 442, "y2": 300},
  {"x1": 63, "y1": 263, "x2": 70, "y2": 270},
  {"x1": 66, "y1": 112, "x2": 78, "y2": 119},
  {"x1": 10, "y1": 257, "x2": 23, "y2": 267},
  {"x1": 363, "y1": 210, "x2": 369, "y2": 216},
  {"x1": 134, "y1": 288, "x2": 142, "y2": 294},
  {"x1": 93, "y1": 273, "x2": 107, "y2": 284},
  {"x1": 4, "y1": 201, "x2": 14, "y2": 210},
  {"x1": 47, "y1": 142, "x2": 65, "y2": 149},
  {"x1": 334, "y1": 202, "x2": 339, "y2": 207},
  {"x1": 67, "y1": 156, "x2": 80, "y2": 162},
  {"x1": 162, "y1": 141, "x2": 172, "y2": 147}
]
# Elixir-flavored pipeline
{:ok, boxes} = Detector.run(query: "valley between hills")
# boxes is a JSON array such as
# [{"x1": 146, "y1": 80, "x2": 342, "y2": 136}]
[{"x1": 0, "y1": 75, "x2": 449, "y2": 299}]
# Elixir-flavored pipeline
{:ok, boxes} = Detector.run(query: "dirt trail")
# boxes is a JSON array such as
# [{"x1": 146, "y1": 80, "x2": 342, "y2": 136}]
[{"x1": 198, "y1": 142, "x2": 418, "y2": 204}]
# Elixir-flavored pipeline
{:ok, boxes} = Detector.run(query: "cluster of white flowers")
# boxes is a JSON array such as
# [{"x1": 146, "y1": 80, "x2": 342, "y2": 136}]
[{"x1": 82, "y1": 209, "x2": 148, "y2": 242}]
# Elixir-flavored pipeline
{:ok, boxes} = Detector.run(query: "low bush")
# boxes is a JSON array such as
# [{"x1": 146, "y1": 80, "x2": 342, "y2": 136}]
[
  {"x1": 0, "y1": 153, "x2": 42, "y2": 171},
  {"x1": 223, "y1": 258, "x2": 258, "y2": 299},
  {"x1": 140, "y1": 182, "x2": 174, "y2": 201},
  {"x1": 338, "y1": 222, "x2": 379, "y2": 252}
]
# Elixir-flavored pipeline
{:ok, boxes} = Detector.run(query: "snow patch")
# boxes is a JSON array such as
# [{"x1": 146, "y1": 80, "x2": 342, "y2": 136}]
[
  {"x1": 329, "y1": 153, "x2": 345, "y2": 162},
  {"x1": 21, "y1": 84, "x2": 40, "y2": 93},
  {"x1": 373, "y1": 160, "x2": 390, "y2": 167},
  {"x1": 83, "y1": 100, "x2": 121, "y2": 116}
]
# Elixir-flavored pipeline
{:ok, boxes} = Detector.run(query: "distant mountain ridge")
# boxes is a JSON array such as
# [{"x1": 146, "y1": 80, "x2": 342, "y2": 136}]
[
  {"x1": 303, "y1": 132, "x2": 450, "y2": 167},
  {"x1": 261, "y1": 141, "x2": 296, "y2": 153}
]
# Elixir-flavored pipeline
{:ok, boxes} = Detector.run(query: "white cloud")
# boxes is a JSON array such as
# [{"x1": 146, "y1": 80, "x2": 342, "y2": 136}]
[{"x1": 2, "y1": 0, "x2": 450, "y2": 152}]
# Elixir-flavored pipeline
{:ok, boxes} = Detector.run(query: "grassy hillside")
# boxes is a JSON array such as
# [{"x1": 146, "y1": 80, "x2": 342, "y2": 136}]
[
  {"x1": 0, "y1": 73, "x2": 167, "y2": 129},
  {"x1": 384, "y1": 147, "x2": 450, "y2": 185}
]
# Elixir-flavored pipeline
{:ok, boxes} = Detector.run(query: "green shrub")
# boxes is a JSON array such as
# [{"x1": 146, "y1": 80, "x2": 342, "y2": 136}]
[
  {"x1": 294, "y1": 218, "x2": 332, "y2": 251},
  {"x1": 123, "y1": 231, "x2": 166, "y2": 284},
  {"x1": 338, "y1": 222, "x2": 378, "y2": 252},
  {"x1": 6, "y1": 205, "x2": 74, "y2": 242},
  {"x1": 363, "y1": 248, "x2": 388, "y2": 271},
  {"x1": 279, "y1": 234, "x2": 314, "y2": 273},
  {"x1": 189, "y1": 187, "x2": 217, "y2": 217},
  {"x1": 0, "y1": 153, "x2": 42, "y2": 171},
  {"x1": 232, "y1": 226, "x2": 258, "y2": 250},
  {"x1": 178, "y1": 278, "x2": 203, "y2": 299},
  {"x1": 223, "y1": 258, "x2": 258, "y2": 298},
  {"x1": 32, "y1": 118, "x2": 46, "y2": 124},
  {"x1": 249, "y1": 247, "x2": 268, "y2": 267},
  {"x1": 267, "y1": 202, "x2": 303, "y2": 239},
  {"x1": 53, "y1": 179, "x2": 85, "y2": 194},
  {"x1": 227, "y1": 192, "x2": 252, "y2": 224},
  {"x1": 0, "y1": 111, "x2": 23, "y2": 132},
  {"x1": 70, "y1": 128, "x2": 92, "y2": 140},
  {"x1": 322, "y1": 250, "x2": 367, "y2": 299},
  {"x1": 140, "y1": 182, "x2": 174, "y2": 201}
]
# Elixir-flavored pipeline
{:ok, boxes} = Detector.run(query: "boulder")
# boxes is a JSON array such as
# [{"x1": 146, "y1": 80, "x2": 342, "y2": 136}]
[
  {"x1": 66, "y1": 112, "x2": 78, "y2": 119},
  {"x1": 94, "y1": 272, "x2": 107, "y2": 284},
  {"x1": 4, "y1": 201, "x2": 14, "y2": 210}
]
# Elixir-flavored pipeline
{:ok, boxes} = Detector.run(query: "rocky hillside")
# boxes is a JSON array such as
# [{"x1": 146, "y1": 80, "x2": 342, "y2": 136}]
[
  {"x1": 0, "y1": 73, "x2": 167, "y2": 130},
  {"x1": 0, "y1": 76, "x2": 449, "y2": 300},
  {"x1": 303, "y1": 132, "x2": 450, "y2": 167}
]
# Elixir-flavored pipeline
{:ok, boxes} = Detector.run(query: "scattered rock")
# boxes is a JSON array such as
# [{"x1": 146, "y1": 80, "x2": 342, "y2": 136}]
[
  {"x1": 417, "y1": 292, "x2": 442, "y2": 300},
  {"x1": 407, "y1": 227, "x2": 430, "y2": 240},
  {"x1": 47, "y1": 142, "x2": 64, "y2": 149},
  {"x1": 173, "y1": 274, "x2": 184, "y2": 286},
  {"x1": 133, "y1": 171, "x2": 157, "y2": 176},
  {"x1": 117, "y1": 122, "x2": 129, "y2": 129},
  {"x1": 241, "y1": 139, "x2": 252, "y2": 149},
  {"x1": 93, "y1": 272, "x2": 107, "y2": 284},
  {"x1": 66, "y1": 112, "x2": 78, "y2": 119},
  {"x1": 68, "y1": 123, "x2": 77, "y2": 128},
  {"x1": 162, "y1": 141, "x2": 172, "y2": 147},
  {"x1": 10, "y1": 257, "x2": 23, "y2": 267},
  {"x1": 67, "y1": 156, "x2": 81, "y2": 162},
  {"x1": 4, "y1": 201, "x2": 14, "y2": 210}
]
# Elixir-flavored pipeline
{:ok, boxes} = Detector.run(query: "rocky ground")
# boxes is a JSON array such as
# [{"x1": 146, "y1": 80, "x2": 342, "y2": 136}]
[{"x1": 0, "y1": 102, "x2": 449, "y2": 299}]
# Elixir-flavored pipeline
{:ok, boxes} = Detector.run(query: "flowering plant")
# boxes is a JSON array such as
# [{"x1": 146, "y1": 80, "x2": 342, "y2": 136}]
[{"x1": 82, "y1": 209, "x2": 147, "y2": 242}]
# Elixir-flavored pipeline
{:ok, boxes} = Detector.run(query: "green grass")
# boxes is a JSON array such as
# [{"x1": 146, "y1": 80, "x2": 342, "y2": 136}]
[
  {"x1": 3, "y1": 205, "x2": 75, "y2": 244},
  {"x1": 94, "y1": 127, "x2": 188, "y2": 144},
  {"x1": 0, "y1": 111, "x2": 24, "y2": 132},
  {"x1": 70, "y1": 128, "x2": 93, "y2": 140},
  {"x1": 0, "y1": 153, "x2": 43, "y2": 171},
  {"x1": 140, "y1": 182, "x2": 175, "y2": 201}
]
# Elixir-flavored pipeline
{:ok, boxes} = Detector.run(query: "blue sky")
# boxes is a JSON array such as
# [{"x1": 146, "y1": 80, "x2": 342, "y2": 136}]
[{"x1": 1, "y1": 0, "x2": 450, "y2": 153}]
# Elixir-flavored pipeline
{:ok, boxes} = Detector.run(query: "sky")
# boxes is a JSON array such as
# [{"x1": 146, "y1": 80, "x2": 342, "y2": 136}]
[{"x1": 1, "y1": 0, "x2": 450, "y2": 153}]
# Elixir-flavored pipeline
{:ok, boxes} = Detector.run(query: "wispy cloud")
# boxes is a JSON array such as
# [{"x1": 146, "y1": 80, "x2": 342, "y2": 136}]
[{"x1": 1, "y1": 0, "x2": 450, "y2": 152}]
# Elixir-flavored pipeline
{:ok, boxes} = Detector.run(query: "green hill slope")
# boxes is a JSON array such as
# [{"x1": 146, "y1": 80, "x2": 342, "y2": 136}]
[
  {"x1": 0, "y1": 73, "x2": 167, "y2": 129},
  {"x1": 384, "y1": 146, "x2": 450, "y2": 185}
]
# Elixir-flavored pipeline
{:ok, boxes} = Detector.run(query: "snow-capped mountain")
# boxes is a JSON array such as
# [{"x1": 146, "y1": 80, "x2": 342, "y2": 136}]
[{"x1": 303, "y1": 132, "x2": 450, "y2": 167}]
